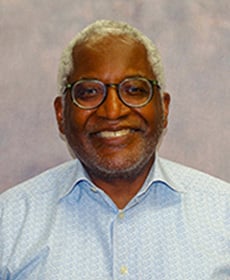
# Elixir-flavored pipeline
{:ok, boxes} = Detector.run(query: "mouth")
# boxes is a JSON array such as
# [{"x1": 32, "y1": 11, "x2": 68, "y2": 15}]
[
  {"x1": 88, "y1": 125, "x2": 146, "y2": 152},
  {"x1": 96, "y1": 129, "x2": 134, "y2": 139}
]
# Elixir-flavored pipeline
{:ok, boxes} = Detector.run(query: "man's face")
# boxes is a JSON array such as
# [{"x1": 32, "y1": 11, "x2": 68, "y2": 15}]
[{"x1": 54, "y1": 36, "x2": 170, "y2": 181}]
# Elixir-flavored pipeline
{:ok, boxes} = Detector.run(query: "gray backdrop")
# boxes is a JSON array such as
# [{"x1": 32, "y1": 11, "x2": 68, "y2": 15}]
[{"x1": 0, "y1": 0, "x2": 229, "y2": 193}]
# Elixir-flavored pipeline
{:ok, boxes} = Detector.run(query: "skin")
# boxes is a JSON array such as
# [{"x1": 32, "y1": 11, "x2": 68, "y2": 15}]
[{"x1": 54, "y1": 35, "x2": 170, "y2": 208}]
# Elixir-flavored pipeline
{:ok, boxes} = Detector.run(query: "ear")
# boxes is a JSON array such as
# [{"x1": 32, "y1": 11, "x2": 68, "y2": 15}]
[
  {"x1": 54, "y1": 96, "x2": 65, "y2": 135},
  {"x1": 162, "y1": 92, "x2": 170, "y2": 128}
]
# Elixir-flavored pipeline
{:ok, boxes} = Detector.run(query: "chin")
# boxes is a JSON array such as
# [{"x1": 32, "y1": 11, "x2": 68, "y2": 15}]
[{"x1": 82, "y1": 150, "x2": 156, "y2": 182}]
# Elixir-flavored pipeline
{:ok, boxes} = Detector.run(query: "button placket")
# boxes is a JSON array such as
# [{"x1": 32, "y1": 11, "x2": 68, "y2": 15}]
[{"x1": 112, "y1": 210, "x2": 131, "y2": 279}]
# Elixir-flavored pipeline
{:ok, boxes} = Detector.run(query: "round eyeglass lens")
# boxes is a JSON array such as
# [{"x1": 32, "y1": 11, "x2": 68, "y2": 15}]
[
  {"x1": 72, "y1": 80, "x2": 105, "y2": 109},
  {"x1": 119, "y1": 78, "x2": 152, "y2": 107}
]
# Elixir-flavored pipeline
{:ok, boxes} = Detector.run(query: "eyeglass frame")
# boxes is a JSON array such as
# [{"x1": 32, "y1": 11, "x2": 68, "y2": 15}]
[{"x1": 63, "y1": 76, "x2": 161, "y2": 110}]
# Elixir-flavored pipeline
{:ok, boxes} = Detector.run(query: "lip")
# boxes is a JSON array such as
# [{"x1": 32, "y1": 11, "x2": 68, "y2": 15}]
[
  {"x1": 89, "y1": 125, "x2": 143, "y2": 144},
  {"x1": 96, "y1": 128, "x2": 135, "y2": 139}
]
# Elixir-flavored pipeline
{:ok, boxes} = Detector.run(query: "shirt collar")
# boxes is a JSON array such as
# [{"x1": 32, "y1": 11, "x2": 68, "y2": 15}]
[
  {"x1": 156, "y1": 156, "x2": 187, "y2": 193},
  {"x1": 57, "y1": 159, "x2": 93, "y2": 201},
  {"x1": 137, "y1": 155, "x2": 186, "y2": 196},
  {"x1": 58, "y1": 155, "x2": 186, "y2": 201}
]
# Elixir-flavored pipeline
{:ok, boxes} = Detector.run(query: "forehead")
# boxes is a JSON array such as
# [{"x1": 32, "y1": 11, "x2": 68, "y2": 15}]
[{"x1": 70, "y1": 35, "x2": 154, "y2": 80}]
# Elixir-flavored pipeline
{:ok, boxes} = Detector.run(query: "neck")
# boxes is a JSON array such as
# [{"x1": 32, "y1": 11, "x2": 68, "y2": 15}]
[{"x1": 87, "y1": 158, "x2": 155, "y2": 209}]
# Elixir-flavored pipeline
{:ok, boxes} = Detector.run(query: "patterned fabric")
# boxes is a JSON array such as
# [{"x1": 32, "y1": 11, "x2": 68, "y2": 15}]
[{"x1": 0, "y1": 157, "x2": 229, "y2": 280}]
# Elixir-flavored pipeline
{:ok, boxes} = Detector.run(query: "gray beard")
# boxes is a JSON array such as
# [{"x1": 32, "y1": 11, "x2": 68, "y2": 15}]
[{"x1": 82, "y1": 118, "x2": 165, "y2": 182}]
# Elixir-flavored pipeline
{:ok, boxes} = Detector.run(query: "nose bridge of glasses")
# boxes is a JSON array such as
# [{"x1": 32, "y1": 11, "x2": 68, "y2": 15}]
[
  {"x1": 105, "y1": 83, "x2": 119, "y2": 92},
  {"x1": 105, "y1": 82, "x2": 130, "y2": 105},
  {"x1": 95, "y1": 81, "x2": 130, "y2": 119},
  {"x1": 104, "y1": 82, "x2": 124, "y2": 106}
]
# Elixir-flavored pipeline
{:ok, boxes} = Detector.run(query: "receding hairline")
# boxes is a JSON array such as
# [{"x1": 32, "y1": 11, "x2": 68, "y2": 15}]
[
  {"x1": 69, "y1": 34, "x2": 157, "y2": 84},
  {"x1": 57, "y1": 20, "x2": 165, "y2": 96},
  {"x1": 74, "y1": 33, "x2": 141, "y2": 49}
]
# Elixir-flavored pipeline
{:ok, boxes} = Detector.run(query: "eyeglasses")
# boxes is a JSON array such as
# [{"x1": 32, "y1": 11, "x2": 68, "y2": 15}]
[{"x1": 64, "y1": 76, "x2": 161, "y2": 110}]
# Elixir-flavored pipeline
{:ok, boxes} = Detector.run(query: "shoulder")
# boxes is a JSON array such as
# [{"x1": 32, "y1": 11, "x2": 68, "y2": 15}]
[
  {"x1": 0, "y1": 159, "x2": 79, "y2": 208},
  {"x1": 0, "y1": 160, "x2": 78, "y2": 269},
  {"x1": 157, "y1": 158, "x2": 230, "y2": 226},
  {"x1": 158, "y1": 157, "x2": 230, "y2": 194},
  {"x1": 0, "y1": 160, "x2": 82, "y2": 262}
]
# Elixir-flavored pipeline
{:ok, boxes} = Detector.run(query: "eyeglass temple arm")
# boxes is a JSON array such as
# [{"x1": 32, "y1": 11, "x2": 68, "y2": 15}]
[{"x1": 151, "y1": 80, "x2": 161, "y2": 89}]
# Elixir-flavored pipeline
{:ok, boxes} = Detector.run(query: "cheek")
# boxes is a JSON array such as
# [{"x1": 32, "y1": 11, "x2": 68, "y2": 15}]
[
  {"x1": 63, "y1": 104, "x2": 94, "y2": 138},
  {"x1": 137, "y1": 100, "x2": 164, "y2": 130},
  {"x1": 63, "y1": 105, "x2": 83, "y2": 135}
]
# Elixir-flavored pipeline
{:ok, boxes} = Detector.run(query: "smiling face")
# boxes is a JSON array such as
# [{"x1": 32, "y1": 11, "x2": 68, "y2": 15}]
[{"x1": 54, "y1": 35, "x2": 170, "y2": 182}]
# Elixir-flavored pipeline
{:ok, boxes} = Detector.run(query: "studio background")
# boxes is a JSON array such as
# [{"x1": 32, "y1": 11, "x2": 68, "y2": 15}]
[{"x1": 0, "y1": 0, "x2": 229, "y2": 193}]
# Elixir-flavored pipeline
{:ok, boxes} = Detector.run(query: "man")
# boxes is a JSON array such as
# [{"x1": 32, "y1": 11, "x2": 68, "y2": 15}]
[{"x1": 0, "y1": 20, "x2": 229, "y2": 280}]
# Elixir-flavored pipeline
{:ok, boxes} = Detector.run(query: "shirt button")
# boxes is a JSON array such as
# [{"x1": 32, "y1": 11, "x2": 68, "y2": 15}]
[
  {"x1": 118, "y1": 211, "x2": 125, "y2": 219},
  {"x1": 120, "y1": 265, "x2": 128, "y2": 275}
]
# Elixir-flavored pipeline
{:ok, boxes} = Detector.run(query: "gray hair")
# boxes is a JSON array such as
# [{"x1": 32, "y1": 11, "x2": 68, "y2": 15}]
[{"x1": 57, "y1": 19, "x2": 165, "y2": 96}]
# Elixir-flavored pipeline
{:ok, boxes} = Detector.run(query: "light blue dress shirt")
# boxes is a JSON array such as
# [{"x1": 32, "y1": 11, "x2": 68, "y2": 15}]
[{"x1": 0, "y1": 157, "x2": 229, "y2": 280}]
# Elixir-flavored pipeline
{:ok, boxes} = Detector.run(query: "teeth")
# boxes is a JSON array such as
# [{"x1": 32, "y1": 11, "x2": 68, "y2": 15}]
[{"x1": 98, "y1": 129, "x2": 131, "y2": 138}]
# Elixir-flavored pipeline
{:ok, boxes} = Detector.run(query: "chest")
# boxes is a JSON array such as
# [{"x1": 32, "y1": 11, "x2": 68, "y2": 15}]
[{"x1": 5, "y1": 189, "x2": 229, "y2": 280}]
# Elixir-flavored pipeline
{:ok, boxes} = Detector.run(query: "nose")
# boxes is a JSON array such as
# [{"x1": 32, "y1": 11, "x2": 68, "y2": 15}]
[{"x1": 96, "y1": 85, "x2": 130, "y2": 120}]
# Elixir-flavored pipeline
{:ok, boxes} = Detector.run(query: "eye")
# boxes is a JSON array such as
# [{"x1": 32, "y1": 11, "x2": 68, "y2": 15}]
[
  {"x1": 74, "y1": 82, "x2": 103, "y2": 100},
  {"x1": 122, "y1": 81, "x2": 149, "y2": 97},
  {"x1": 77, "y1": 87, "x2": 98, "y2": 99},
  {"x1": 127, "y1": 86, "x2": 148, "y2": 95}
]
